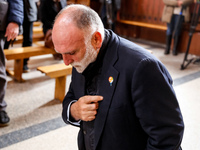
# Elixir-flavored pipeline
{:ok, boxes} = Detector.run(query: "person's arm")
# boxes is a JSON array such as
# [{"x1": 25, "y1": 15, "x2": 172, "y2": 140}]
[
  {"x1": 67, "y1": 100, "x2": 81, "y2": 126},
  {"x1": 181, "y1": 0, "x2": 194, "y2": 6},
  {"x1": 62, "y1": 72, "x2": 103, "y2": 126},
  {"x1": 177, "y1": 0, "x2": 183, "y2": 6},
  {"x1": 7, "y1": 0, "x2": 23, "y2": 26},
  {"x1": 132, "y1": 58, "x2": 184, "y2": 149},
  {"x1": 5, "y1": 0, "x2": 24, "y2": 41}
]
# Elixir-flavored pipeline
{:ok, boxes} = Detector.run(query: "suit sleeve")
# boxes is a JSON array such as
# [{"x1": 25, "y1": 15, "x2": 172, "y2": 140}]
[
  {"x1": 7, "y1": 0, "x2": 24, "y2": 25},
  {"x1": 62, "y1": 69, "x2": 80, "y2": 127},
  {"x1": 131, "y1": 58, "x2": 184, "y2": 150}
]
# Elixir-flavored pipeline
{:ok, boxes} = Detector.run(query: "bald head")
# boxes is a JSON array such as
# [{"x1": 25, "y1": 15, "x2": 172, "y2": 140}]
[{"x1": 53, "y1": 4, "x2": 104, "y2": 39}]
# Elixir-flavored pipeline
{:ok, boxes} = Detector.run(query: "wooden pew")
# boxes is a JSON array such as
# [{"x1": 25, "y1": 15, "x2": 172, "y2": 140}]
[
  {"x1": 37, "y1": 63, "x2": 72, "y2": 102},
  {"x1": 16, "y1": 33, "x2": 44, "y2": 44},
  {"x1": 33, "y1": 21, "x2": 42, "y2": 27},
  {"x1": 116, "y1": 0, "x2": 167, "y2": 41},
  {"x1": 5, "y1": 46, "x2": 57, "y2": 82},
  {"x1": 15, "y1": 27, "x2": 44, "y2": 44},
  {"x1": 117, "y1": 19, "x2": 167, "y2": 31}
]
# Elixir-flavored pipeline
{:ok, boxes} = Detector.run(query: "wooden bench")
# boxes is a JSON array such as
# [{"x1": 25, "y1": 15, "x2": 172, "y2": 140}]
[
  {"x1": 15, "y1": 27, "x2": 44, "y2": 44},
  {"x1": 117, "y1": 19, "x2": 167, "y2": 31},
  {"x1": 33, "y1": 21, "x2": 42, "y2": 27},
  {"x1": 15, "y1": 33, "x2": 44, "y2": 44},
  {"x1": 5, "y1": 46, "x2": 57, "y2": 82},
  {"x1": 37, "y1": 63, "x2": 72, "y2": 102}
]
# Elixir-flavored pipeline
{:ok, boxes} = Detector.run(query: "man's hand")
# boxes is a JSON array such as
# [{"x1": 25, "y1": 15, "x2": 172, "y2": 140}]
[
  {"x1": 4, "y1": 22, "x2": 19, "y2": 41},
  {"x1": 177, "y1": 0, "x2": 183, "y2": 6},
  {"x1": 44, "y1": 29, "x2": 54, "y2": 49},
  {"x1": 70, "y1": 95, "x2": 103, "y2": 122}
]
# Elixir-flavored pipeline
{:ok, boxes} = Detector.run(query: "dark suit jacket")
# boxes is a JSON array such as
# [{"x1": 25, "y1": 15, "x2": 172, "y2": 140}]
[{"x1": 62, "y1": 30, "x2": 184, "y2": 150}]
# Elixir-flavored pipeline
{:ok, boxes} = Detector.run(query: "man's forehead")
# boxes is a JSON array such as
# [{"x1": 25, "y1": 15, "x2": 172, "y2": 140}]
[
  {"x1": 53, "y1": 27, "x2": 86, "y2": 53},
  {"x1": 53, "y1": 20, "x2": 84, "y2": 39}
]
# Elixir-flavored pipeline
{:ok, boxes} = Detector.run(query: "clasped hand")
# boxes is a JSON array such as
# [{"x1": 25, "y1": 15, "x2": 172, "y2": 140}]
[{"x1": 70, "y1": 95, "x2": 103, "y2": 122}]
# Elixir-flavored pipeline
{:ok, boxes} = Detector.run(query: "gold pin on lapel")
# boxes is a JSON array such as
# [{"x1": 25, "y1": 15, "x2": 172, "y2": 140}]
[{"x1": 108, "y1": 76, "x2": 114, "y2": 86}]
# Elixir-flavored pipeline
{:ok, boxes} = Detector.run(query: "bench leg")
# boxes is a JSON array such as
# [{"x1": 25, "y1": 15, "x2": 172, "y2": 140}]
[
  {"x1": 13, "y1": 59, "x2": 24, "y2": 82},
  {"x1": 55, "y1": 76, "x2": 66, "y2": 102}
]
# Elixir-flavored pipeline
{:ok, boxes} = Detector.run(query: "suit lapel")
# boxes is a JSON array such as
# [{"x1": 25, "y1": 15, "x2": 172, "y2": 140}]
[
  {"x1": 94, "y1": 63, "x2": 119, "y2": 149},
  {"x1": 94, "y1": 30, "x2": 119, "y2": 148}
]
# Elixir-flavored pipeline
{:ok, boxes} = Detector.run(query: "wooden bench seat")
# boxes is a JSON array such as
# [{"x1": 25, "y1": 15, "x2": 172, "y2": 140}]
[
  {"x1": 5, "y1": 46, "x2": 57, "y2": 82},
  {"x1": 37, "y1": 63, "x2": 72, "y2": 102},
  {"x1": 33, "y1": 21, "x2": 42, "y2": 27},
  {"x1": 33, "y1": 27, "x2": 43, "y2": 34},
  {"x1": 118, "y1": 19, "x2": 167, "y2": 31},
  {"x1": 15, "y1": 27, "x2": 44, "y2": 44},
  {"x1": 15, "y1": 33, "x2": 44, "y2": 44}
]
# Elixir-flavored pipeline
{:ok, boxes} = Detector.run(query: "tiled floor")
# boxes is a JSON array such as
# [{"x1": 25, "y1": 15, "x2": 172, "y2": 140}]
[{"x1": 0, "y1": 39, "x2": 200, "y2": 150}]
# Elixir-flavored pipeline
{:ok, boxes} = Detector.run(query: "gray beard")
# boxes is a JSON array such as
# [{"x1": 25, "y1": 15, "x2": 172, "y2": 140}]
[{"x1": 71, "y1": 39, "x2": 98, "y2": 73}]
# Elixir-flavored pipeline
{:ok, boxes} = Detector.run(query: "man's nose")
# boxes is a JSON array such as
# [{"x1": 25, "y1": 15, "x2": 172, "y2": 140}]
[{"x1": 62, "y1": 54, "x2": 73, "y2": 65}]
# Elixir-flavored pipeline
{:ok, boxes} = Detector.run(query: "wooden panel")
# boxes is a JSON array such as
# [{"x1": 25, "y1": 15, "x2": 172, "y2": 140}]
[
  {"x1": 119, "y1": 0, "x2": 165, "y2": 24},
  {"x1": 116, "y1": 0, "x2": 200, "y2": 56},
  {"x1": 76, "y1": 0, "x2": 90, "y2": 6},
  {"x1": 178, "y1": 30, "x2": 200, "y2": 55}
]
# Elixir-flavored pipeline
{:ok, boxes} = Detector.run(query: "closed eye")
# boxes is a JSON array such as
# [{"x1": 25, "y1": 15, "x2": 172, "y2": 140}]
[
  {"x1": 68, "y1": 51, "x2": 76, "y2": 55},
  {"x1": 66, "y1": 49, "x2": 80, "y2": 55}
]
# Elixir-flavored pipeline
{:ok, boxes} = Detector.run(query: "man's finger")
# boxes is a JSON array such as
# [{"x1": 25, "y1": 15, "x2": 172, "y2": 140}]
[{"x1": 84, "y1": 95, "x2": 103, "y2": 104}]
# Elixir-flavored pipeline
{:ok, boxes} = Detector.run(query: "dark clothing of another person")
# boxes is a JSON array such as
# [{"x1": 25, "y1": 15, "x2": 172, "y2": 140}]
[
  {"x1": 39, "y1": 0, "x2": 66, "y2": 59},
  {"x1": 99, "y1": 0, "x2": 121, "y2": 31},
  {"x1": 0, "y1": 0, "x2": 24, "y2": 126},
  {"x1": 40, "y1": 0, "x2": 67, "y2": 35},
  {"x1": 22, "y1": 0, "x2": 37, "y2": 72}
]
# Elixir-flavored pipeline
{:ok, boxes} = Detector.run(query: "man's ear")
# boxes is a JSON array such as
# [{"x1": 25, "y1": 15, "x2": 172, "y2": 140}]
[{"x1": 92, "y1": 31, "x2": 102, "y2": 51}]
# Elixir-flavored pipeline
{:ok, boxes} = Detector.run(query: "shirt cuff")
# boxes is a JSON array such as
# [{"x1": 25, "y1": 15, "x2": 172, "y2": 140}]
[{"x1": 67, "y1": 100, "x2": 81, "y2": 126}]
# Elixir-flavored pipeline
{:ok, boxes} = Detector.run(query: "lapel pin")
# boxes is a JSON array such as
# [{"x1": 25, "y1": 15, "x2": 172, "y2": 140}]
[{"x1": 108, "y1": 76, "x2": 114, "y2": 86}]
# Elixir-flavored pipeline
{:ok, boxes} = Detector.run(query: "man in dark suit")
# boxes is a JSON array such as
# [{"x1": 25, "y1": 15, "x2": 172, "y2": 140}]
[{"x1": 52, "y1": 4, "x2": 184, "y2": 150}]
